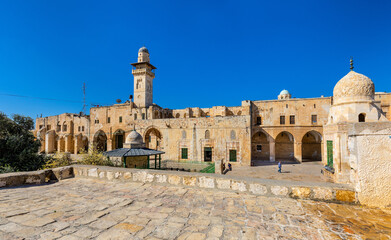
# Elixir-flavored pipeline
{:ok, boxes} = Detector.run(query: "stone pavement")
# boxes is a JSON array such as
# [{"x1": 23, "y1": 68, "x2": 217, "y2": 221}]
[
  {"x1": 0, "y1": 178, "x2": 390, "y2": 240},
  {"x1": 227, "y1": 161, "x2": 328, "y2": 183}
]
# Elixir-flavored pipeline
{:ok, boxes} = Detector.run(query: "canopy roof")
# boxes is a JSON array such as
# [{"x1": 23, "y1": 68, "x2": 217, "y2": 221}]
[{"x1": 104, "y1": 148, "x2": 164, "y2": 157}]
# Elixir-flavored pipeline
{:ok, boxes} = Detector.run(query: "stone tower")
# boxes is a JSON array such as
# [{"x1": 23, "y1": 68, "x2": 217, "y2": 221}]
[{"x1": 131, "y1": 47, "x2": 156, "y2": 108}]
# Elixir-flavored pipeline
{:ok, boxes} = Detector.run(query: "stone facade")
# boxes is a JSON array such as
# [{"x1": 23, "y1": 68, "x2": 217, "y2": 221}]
[{"x1": 34, "y1": 48, "x2": 391, "y2": 169}]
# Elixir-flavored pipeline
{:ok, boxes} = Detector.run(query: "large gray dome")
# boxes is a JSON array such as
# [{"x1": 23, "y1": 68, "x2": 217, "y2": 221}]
[{"x1": 138, "y1": 46, "x2": 149, "y2": 53}]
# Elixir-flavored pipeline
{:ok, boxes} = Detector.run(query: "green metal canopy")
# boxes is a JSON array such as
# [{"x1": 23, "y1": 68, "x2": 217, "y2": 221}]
[{"x1": 103, "y1": 148, "x2": 164, "y2": 157}]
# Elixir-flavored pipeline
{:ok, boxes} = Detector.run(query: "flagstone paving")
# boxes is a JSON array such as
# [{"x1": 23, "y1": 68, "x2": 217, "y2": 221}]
[{"x1": 0, "y1": 178, "x2": 390, "y2": 240}]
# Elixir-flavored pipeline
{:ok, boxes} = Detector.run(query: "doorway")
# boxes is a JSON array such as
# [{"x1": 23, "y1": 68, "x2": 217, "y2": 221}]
[{"x1": 204, "y1": 147, "x2": 212, "y2": 162}]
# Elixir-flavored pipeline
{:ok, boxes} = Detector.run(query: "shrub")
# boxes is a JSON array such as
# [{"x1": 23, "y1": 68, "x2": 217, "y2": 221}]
[
  {"x1": 0, "y1": 164, "x2": 15, "y2": 174},
  {"x1": 0, "y1": 113, "x2": 45, "y2": 172},
  {"x1": 43, "y1": 152, "x2": 72, "y2": 169},
  {"x1": 78, "y1": 148, "x2": 113, "y2": 166}
]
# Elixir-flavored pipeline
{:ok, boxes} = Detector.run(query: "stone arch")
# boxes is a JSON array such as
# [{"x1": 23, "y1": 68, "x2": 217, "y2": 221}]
[
  {"x1": 251, "y1": 130, "x2": 270, "y2": 161},
  {"x1": 113, "y1": 129, "x2": 125, "y2": 149},
  {"x1": 275, "y1": 131, "x2": 294, "y2": 161},
  {"x1": 93, "y1": 130, "x2": 107, "y2": 151},
  {"x1": 359, "y1": 113, "x2": 366, "y2": 122},
  {"x1": 302, "y1": 130, "x2": 322, "y2": 162},
  {"x1": 144, "y1": 127, "x2": 162, "y2": 150},
  {"x1": 175, "y1": 113, "x2": 180, "y2": 118}
]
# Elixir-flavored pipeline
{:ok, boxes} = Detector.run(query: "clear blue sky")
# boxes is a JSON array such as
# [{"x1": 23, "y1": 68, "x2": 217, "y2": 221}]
[{"x1": 1, "y1": 0, "x2": 390, "y2": 119}]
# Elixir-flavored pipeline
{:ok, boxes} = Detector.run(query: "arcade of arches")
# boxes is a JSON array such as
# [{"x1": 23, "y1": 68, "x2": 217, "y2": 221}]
[{"x1": 251, "y1": 129, "x2": 322, "y2": 162}]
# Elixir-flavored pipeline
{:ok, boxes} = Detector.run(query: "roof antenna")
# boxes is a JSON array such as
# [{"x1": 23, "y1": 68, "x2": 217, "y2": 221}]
[
  {"x1": 82, "y1": 83, "x2": 86, "y2": 115},
  {"x1": 350, "y1": 57, "x2": 354, "y2": 71}
]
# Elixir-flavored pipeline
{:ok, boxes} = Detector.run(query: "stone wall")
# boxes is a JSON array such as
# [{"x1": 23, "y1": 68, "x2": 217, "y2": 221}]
[
  {"x1": 0, "y1": 166, "x2": 73, "y2": 187},
  {"x1": 73, "y1": 165, "x2": 357, "y2": 204},
  {"x1": 347, "y1": 122, "x2": 391, "y2": 208}
]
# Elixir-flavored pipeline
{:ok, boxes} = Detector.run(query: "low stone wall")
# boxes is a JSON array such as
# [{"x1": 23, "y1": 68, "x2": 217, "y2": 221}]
[
  {"x1": 0, "y1": 166, "x2": 73, "y2": 188},
  {"x1": 0, "y1": 165, "x2": 357, "y2": 204},
  {"x1": 161, "y1": 160, "x2": 210, "y2": 172},
  {"x1": 73, "y1": 165, "x2": 357, "y2": 204}
]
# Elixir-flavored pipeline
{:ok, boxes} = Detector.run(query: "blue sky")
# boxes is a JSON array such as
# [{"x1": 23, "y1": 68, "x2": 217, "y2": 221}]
[{"x1": 0, "y1": 0, "x2": 390, "y2": 119}]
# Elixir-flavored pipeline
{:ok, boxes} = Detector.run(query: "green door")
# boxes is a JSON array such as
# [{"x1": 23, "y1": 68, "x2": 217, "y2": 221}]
[
  {"x1": 204, "y1": 147, "x2": 212, "y2": 162},
  {"x1": 327, "y1": 140, "x2": 333, "y2": 168},
  {"x1": 229, "y1": 150, "x2": 237, "y2": 162}
]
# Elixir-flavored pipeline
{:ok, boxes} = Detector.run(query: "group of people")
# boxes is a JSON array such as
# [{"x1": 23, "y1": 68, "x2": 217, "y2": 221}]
[
  {"x1": 222, "y1": 162, "x2": 232, "y2": 173},
  {"x1": 222, "y1": 161, "x2": 283, "y2": 173}
]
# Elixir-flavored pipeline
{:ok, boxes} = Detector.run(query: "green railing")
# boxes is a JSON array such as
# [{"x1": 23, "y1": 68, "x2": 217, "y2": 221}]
[{"x1": 200, "y1": 163, "x2": 215, "y2": 173}]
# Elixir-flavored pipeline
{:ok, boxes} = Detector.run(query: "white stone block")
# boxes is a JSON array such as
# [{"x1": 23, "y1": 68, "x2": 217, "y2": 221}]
[{"x1": 249, "y1": 184, "x2": 267, "y2": 195}]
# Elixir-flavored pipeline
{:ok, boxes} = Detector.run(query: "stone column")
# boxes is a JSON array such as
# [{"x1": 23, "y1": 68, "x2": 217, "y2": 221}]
[
  {"x1": 65, "y1": 135, "x2": 69, "y2": 153},
  {"x1": 107, "y1": 139, "x2": 113, "y2": 151},
  {"x1": 57, "y1": 139, "x2": 61, "y2": 153},
  {"x1": 214, "y1": 159, "x2": 223, "y2": 174},
  {"x1": 74, "y1": 136, "x2": 80, "y2": 154},
  {"x1": 294, "y1": 140, "x2": 302, "y2": 162},
  {"x1": 269, "y1": 138, "x2": 275, "y2": 162}
]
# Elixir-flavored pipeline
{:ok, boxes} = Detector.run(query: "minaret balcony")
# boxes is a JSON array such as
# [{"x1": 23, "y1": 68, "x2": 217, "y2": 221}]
[{"x1": 132, "y1": 69, "x2": 155, "y2": 77}]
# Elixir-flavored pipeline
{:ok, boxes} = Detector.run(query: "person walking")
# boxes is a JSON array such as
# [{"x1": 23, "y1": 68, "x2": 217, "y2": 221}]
[{"x1": 278, "y1": 161, "x2": 282, "y2": 173}]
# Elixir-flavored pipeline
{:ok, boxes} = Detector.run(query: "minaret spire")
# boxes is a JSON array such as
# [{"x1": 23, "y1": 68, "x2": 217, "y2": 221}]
[{"x1": 350, "y1": 57, "x2": 354, "y2": 71}]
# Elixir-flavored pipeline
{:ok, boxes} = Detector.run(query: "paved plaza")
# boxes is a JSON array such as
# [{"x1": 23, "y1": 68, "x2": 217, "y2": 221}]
[
  {"x1": 226, "y1": 161, "x2": 328, "y2": 183},
  {"x1": 0, "y1": 178, "x2": 390, "y2": 240}
]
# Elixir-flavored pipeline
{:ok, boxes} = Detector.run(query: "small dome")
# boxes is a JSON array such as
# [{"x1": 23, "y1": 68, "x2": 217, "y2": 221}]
[
  {"x1": 125, "y1": 130, "x2": 143, "y2": 144},
  {"x1": 280, "y1": 89, "x2": 290, "y2": 95},
  {"x1": 138, "y1": 46, "x2": 149, "y2": 54},
  {"x1": 333, "y1": 71, "x2": 375, "y2": 104}
]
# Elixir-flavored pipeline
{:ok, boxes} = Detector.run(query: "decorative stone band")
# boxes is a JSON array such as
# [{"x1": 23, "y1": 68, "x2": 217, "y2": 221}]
[
  {"x1": 0, "y1": 165, "x2": 356, "y2": 204},
  {"x1": 73, "y1": 165, "x2": 357, "y2": 204}
]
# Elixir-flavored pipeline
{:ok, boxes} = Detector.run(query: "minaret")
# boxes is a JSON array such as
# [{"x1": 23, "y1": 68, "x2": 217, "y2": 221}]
[{"x1": 131, "y1": 47, "x2": 156, "y2": 108}]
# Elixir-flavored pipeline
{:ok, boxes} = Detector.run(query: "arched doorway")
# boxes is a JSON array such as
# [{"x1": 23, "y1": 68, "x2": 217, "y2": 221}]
[
  {"x1": 82, "y1": 136, "x2": 89, "y2": 152},
  {"x1": 251, "y1": 131, "x2": 270, "y2": 160},
  {"x1": 144, "y1": 128, "x2": 162, "y2": 150},
  {"x1": 275, "y1": 131, "x2": 294, "y2": 161},
  {"x1": 58, "y1": 137, "x2": 65, "y2": 152},
  {"x1": 302, "y1": 131, "x2": 322, "y2": 161},
  {"x1": 113, "y1": 129, "x2": 125, "y2": 149},
  {"x1": 93, "y1": 130, "x2": 107, "y2": 151}
]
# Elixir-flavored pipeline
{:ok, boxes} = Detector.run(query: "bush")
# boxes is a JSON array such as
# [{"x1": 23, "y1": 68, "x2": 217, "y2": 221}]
[
  {"x1": 43, "y1": 152, "x2": 72, "y2": 169},
  {"x1": 78, "y1": 148, "x2": 113, "y2": 166},
  {"x1": 0, "y1": 164, "x2": 15, "y2": 174},
  {"x1": 0, "y1": 113, "x2": 45, "y2": 172}
]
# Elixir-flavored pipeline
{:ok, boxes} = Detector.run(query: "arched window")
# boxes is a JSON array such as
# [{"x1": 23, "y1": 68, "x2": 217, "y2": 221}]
[
  {"x1": 230, "y1": 130, "x2": 236, "y2": 140},
  {"x1": 182, "y1": 130, "x2": 186, "y2": 139},
  {"x1": 359, "y1": 113, "x2": 366, "y2": 122},
  {"x1": 205, "y1": 130, "x2": 210, "y2": 139}
]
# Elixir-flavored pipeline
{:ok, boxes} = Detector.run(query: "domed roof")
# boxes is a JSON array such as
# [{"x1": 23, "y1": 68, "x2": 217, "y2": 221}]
[
  {"x1": 333, "y1": 71, "x2": 374, "y2": 103},
  {"x1": 125, "y1": 130, "x2": 143, "y2": 144},
  {"x1": 279, "y1": 89, "x2": 290, "y2": 95},
  {"x1": 138, "y1": 46, "x2": 149, "y2": 53}
]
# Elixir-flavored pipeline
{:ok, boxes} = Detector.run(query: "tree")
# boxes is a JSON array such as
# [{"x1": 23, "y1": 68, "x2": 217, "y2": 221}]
[{"x1": 0, "y1": 113, "x2": 45, "y2": 172}]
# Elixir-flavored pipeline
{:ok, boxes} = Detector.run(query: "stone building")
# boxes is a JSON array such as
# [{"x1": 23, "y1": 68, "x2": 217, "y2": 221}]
[{"x1": 34, "y1": 48, "x2": 391, "y2": 173}]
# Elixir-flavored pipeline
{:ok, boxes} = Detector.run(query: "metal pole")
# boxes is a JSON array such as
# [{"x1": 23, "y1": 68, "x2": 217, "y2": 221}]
[
  {"x1": 155, "y1": 155, "x2": 157, "y2": 169},
  {"x1": 147, "y1": 155, "x2": 150, "y2": 169},
  {"x1": 159, "y1": 154, "x2": 161, "y2": 169}
]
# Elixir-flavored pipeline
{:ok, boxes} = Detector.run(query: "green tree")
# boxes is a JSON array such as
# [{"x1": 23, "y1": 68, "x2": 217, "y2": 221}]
[{"x1": 0, "y1": 113, "x2": 45, "y2": 172}]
